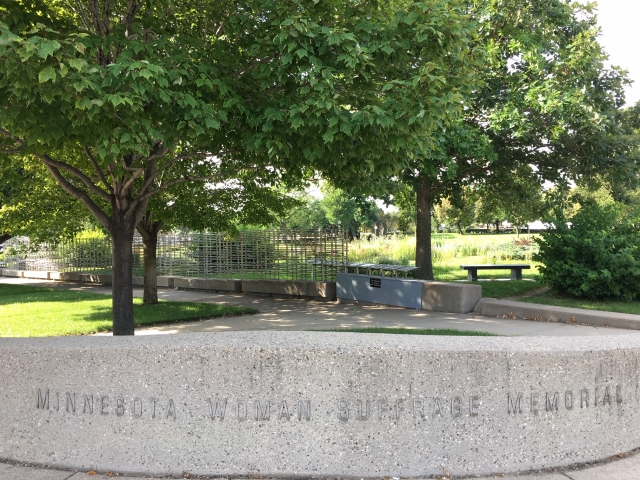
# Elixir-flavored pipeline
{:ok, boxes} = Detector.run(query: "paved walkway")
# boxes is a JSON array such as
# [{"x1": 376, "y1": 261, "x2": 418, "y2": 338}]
[
  {"x1": 2, "y1": 448, "x2": 640, "y2": 479},
  {"x1": 2, "y1": 277, "x2": 640, "y2": 479},
  {"x1": 0, "y1": 277, "x2": 631, "y2": 337}
]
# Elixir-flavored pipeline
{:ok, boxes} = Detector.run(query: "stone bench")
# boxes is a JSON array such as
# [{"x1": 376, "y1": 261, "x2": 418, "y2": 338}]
[{"x1": 461, "y1": 264, "x2": 530, "y2": 281}]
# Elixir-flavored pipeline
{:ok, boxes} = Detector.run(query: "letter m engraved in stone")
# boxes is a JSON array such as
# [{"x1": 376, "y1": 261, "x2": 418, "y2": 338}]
[
  {"x1": 255, "y1": 401, "x2": 270, "y2": 420},
  {"x1": 508, "y1": 393, "x2": 523, "y2": 414},
  {"x1": 37, "y1": 389, "x2": 49, "y2": 410},
  {"x1": 545, "y1": 392, "x2": 559, "y2": 412},
  {"x1": 208, "y1": 397, "x2": 227, "y2": 420}
]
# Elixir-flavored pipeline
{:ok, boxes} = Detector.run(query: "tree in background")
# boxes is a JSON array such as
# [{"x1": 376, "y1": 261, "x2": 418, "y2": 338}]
[
  {"x1": 282, "y1": 184, "x2": 378, "y2": 239},
  {"x1": 0, "y1": 0, "x2": 476, "y2": 334},
  {"x1": 0, "y1": 160, "x2": 91, "y2": 244},
  {"x1": 433, "y1": 189, "x2": 475, "y2": 234},
  {"x1": 473, "y1": 167, "x2": 546, "y2": 236},
  {"x1": 389, "y1": 0, "x2": 636, "y2": 279}
]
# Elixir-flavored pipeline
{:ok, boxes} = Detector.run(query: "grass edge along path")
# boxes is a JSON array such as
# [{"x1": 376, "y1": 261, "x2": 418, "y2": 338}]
[
  {"x1": 321, "y1": 327, "x2": 498, "y2": 336},
  {"x1": 466, "y1": 280, "x2": 544, "y2": 299},
  {"x1": 520, "y1": 291, "x2": 640, "y2": 316},
  {"x1": 0, "y1": 284, "x2": 257, "y2": 337}
]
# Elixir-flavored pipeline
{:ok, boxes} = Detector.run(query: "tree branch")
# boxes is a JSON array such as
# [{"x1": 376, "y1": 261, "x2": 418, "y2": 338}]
[
  {"x1": 84, "y1": 146, "x2": 113, "y2": 193},
  {"x1": 39, "y1": 154, "x2": 112, "y2": 202},
  {"x1": 0, "y1": 128, "x2": 24, "y2": 153},
  {"x1": 36, "y1": 154, "x2": 110, "y2": 228}
]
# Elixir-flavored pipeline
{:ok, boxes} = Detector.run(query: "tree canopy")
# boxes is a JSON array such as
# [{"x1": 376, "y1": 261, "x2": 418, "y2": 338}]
[
  {"x1": 0, "y1": 0, "x2": 479, "y2": 333},
  {"x1": 375, "y1": 0, "x2": 638, "y2": 279}
]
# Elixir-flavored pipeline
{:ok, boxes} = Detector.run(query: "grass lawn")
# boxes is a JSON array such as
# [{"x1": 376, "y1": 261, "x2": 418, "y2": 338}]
[
  {"x1": 0, "y1": 284, "x2": 258, "y2": 337},
  {"x1": 322, "y1": 327, "x2": 497, "y2": 336},
  {"x1": 466, "y1": 280, "x2": 544, "y2": 299},
  {"x1": 520, "y1": 291, "x2": 640, "y2": 316}
]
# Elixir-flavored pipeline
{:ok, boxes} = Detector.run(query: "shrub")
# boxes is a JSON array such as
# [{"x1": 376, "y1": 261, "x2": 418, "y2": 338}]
[{"x1": 534, "y1": 204, "x2": 640, "y2": 300}]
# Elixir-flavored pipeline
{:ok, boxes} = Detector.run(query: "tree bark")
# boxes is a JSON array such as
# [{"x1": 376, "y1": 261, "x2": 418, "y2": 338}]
[
  {"x1": 110, "y1": 218, "x2": 135, "y2": 336},
  {"x1": 456, "y1": 221, "x2": 462, "y2": 235},
  {"x1": 414, "y1": 177, "x2": 434, "y2": 280},
  {"x1": 495, "y1": 221, "x2": 500, "y2": 233},
  {"x1": 142, "y1": 231, "x2": 158, "y2": 304},
  {"x1": 136, "y1": 212, "x2": 163, "y2": 305}
]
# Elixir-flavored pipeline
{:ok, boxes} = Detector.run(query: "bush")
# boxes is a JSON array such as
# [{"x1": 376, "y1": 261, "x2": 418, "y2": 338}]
[{"x1": 534, "y1": 204, "x2": 640, "y2": 300}]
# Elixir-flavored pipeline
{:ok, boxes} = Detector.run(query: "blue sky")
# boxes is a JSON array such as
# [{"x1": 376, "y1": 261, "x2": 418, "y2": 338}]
[{"x1": 592, "y1": 0, "x2": 640, "y2": 106}]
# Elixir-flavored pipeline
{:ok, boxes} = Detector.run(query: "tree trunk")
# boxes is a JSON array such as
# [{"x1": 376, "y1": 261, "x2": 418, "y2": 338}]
[
  {"x1": 495, "y1": 221, "x2": 500, "y2": 233},
  {"x1": 456, "y1": 221, "x2": 462, "y2": 235},
  {"x1": 515, "y1": 226, "x2": 520, "y2": 239},
  {"x1": 137, "y1": 212, "x2": 163, "y2": 305},
  {"x1": 110, "y1": 220, "x2": 135, "y2": 336},
  {"x1": 414, "y1": 178, "x2": 434, "y2": 280},
  {"x1": 142, "y1": 231, "x2": 158, "y2": 304}
]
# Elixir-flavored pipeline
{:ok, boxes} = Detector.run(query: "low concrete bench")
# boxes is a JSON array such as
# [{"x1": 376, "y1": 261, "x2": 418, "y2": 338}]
[{"x1": 461, "y1": 264, "x2": 530, "y2": 281}]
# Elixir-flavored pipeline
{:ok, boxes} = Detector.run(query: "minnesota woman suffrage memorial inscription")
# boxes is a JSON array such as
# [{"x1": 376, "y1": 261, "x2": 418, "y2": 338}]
[
  {"x1": 34, "y1": 383, "x2": 624, "y2": 421},
  {"x1": 2, "y1": 332, "x2": 640, "y2": 478}
]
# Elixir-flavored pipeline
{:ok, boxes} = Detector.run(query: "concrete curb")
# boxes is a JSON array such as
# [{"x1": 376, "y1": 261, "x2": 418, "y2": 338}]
[{"x1": 482, "y1": 298, "x2": 640, "y2": 330}]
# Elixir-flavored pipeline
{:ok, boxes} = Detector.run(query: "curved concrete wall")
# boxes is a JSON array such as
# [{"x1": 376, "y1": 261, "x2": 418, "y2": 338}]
[{"x1": 1, "y1": 332, "x2": 640, "y2": 477}]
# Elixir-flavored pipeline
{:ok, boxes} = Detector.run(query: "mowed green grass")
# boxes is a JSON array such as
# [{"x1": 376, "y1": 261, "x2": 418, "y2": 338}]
[
  {"x1": 0, "y1": 284, "x2": 258, "y2": 337},
  {"x1": 322, "y1": 327, "x2": 497, "y2": 336},
  {"x1": 521, "y1": 292, "x2": 640, "y2": 316},
  {"x1": 465, "y1": 280, "x2": 544, "y2": 299}
]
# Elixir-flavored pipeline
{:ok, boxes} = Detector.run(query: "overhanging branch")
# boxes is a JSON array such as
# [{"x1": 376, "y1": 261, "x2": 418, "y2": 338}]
[{"x1": 37, "y1": 153, "x2": 110, "y2": 228}]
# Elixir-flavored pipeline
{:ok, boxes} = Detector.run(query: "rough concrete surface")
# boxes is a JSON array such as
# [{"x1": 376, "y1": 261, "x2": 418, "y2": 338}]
[
  {"x1": 482, "y1": 298, "x2": 640, "y2": 330},
  {"x1": 242, "y1": 279, "x2": 336, "y2": 299},
  {"x1": 2, "y1": 332, "x2": 640, "y2": 478},
  {"x1": 174, "y1": 277, "x2": 242, "y2": 293},
  {"x1": 422, "y1": 281, "x2": 482, "y2": 314},
  {"x1": 2, "y1": 269, "x2": 23, "y2": 277},
  {"x1": 49, "y1": 272, "x2": 82, "y2": 282}
]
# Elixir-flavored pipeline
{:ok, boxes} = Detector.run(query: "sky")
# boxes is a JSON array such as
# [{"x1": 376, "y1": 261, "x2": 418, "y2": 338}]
[{"x1": 591, "y1": 0, "x2": 640, "y2": 106}]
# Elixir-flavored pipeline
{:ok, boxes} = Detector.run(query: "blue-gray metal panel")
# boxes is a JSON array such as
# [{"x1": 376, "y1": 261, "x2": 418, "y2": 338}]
[{"x1": 336, "y1": 273, "x2": 423, "y2": 309}]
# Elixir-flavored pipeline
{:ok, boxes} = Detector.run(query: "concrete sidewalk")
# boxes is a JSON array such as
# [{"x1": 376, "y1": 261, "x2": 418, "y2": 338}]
[
  {"x1": 0, "y1": 277, "x2": 631, "y2": 337},
  {"x1": 2, "y1": 448, "x2": 640, "y2": 479}
]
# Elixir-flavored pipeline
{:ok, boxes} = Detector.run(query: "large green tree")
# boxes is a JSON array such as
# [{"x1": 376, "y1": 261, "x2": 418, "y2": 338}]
[
  {"x1": 386, "y1": 0, "x2": 636, "y2": 279},
  {"x1": 0, "y1": 0, "x2": 477, "y2": 333}
]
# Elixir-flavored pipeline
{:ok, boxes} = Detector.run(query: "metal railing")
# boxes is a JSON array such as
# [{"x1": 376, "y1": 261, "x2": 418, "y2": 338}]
[{"x1": 0, "y1": 229, "x2": 348, "y2": 281}]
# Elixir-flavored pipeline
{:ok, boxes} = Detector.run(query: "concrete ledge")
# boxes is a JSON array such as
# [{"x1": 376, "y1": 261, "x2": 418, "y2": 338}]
[
  {"x1": 49, "y1": 272, "x2": 82, "y2": 282},
  {"x1": 2, "y1": 269, "x2": 24, "y2": 278},
  {"x1": 157, "y1": 276, "x2": 175, "y2": 288},
  {"x1": 175, "y1": 277, "x2": 242, "y2": 292},
  {"x1": 79, "y1": 273, "x2": 112, "y2": 284},
  {"x1": 242, "y1": 279, "x2": 336, "y2": 300},
  {"x1": 23, "y1": 271, "x2": 51, "y2": 280},
  {"x1": 2, "y1": 332, "x2": 640, "y2": 477},
  {"x1": 482, "y1": 298, "x2": 640, "y2": 330},
  {"x1": 422, "y1": 281, "x2": 482, "y2": 314}
]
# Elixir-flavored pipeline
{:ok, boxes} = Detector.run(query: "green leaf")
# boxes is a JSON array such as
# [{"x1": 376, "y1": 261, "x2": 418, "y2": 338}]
[
  {"x1": 38, "y1": 40, "x2": 61, "y2": 59},
  {"x1": 205, "y1": 118, "x2": 220, "y2": 129},
  {"x1": 38, "y1": 66, "x2": 56, "y2": 83}
]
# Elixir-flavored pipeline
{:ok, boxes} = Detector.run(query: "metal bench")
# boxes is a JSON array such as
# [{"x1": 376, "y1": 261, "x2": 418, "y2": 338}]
[
  {"x1": 307, "y1": 260, "x2": 418, "y2": 279},
  {"x1": 460, "y1": 264, "x2": 530, "y2": 281}
]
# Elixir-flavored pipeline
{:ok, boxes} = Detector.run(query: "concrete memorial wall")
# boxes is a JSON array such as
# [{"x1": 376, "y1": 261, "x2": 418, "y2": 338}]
[{"x1": 1, "y1": 331, "x2": 639, "y2": 477}]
